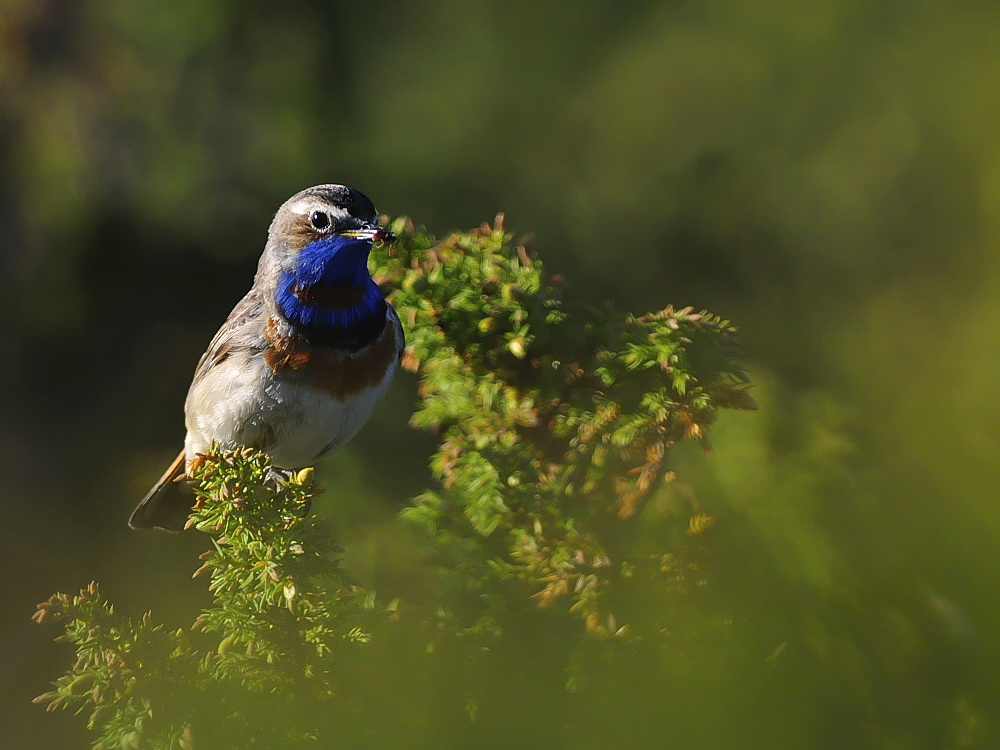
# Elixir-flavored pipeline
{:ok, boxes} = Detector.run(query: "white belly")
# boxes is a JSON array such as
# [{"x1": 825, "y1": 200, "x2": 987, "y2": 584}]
[
  {"x1": 262, "y1": 371, "x2": 392, "y2": 467},
  {"x1": 184, "y1": 348, "x2": 396, "y2": 468}
]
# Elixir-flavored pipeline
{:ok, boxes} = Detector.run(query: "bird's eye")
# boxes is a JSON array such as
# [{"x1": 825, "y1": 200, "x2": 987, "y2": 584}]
[{"x1": 310, "y1": 211, "x2": 331, "y2": 231}]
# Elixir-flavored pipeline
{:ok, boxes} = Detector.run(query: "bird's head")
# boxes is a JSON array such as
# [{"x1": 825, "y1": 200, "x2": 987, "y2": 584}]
[
  {"x1": 259, "y1": 184, "x2": 393, "y2": 286},
  {"x1": 258, "y1": 184, "x2": 395, "y2": 347}
]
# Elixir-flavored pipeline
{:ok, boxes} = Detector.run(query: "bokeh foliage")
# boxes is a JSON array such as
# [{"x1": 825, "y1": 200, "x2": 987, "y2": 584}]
[{"x1": 6, "y1": 0, "x2": 1000, "y2": 748}]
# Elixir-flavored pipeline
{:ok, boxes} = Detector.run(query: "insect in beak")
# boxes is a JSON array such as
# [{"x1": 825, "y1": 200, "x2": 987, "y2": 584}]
[
  {"x1": 340, "y1": 226, "x2": 396, "y2": 243},
  {"x1": 373, "y1": 227, "x2": 396, "y2": 243}
]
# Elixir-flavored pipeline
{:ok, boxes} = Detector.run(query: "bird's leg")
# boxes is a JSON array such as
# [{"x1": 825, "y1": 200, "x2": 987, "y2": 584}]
[
  {"x1": 265, "y1": 466, "x2": 294, "y2": 486},
  {"x1": 265, "y1": 466, "x2": 313, "y2": 517}
]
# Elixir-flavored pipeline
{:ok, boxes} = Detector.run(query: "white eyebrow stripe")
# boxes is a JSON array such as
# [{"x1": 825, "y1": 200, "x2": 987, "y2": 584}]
[{"x1": 287, "y1": 198, "x2": 352, "y2": 219}]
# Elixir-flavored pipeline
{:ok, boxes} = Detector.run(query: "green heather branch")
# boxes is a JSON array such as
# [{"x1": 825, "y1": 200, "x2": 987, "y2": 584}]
[
  {"x1": 378, "y1": 215, "x2": 753, "y2": 635},
  {"x1": 34, "y1": 450, "x2": 383, "y2": 749},
  {"x1": 35, "y1": 216, "x2": 753, "y2": 747}
]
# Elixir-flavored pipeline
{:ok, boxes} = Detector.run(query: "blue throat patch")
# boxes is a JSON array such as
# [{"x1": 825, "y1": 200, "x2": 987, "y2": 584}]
[{"x1": 275, "y1": 235, "x2": 387, "y2": 350}]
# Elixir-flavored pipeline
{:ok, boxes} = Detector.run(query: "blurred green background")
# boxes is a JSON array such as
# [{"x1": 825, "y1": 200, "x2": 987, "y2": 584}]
[{"x1": 4, "y1": 0, "x2": 1000, "y2": 747}]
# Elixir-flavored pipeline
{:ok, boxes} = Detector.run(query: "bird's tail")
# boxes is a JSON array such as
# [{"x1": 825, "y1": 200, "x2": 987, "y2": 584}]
[{"x1": 128, "y1": 449, "x2": 193, "y2": 531}]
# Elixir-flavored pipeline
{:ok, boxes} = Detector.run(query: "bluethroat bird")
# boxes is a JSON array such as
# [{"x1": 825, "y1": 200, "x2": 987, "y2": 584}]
[{"x1": 129, "y1": 185, "x2": 403, "y2": 531}]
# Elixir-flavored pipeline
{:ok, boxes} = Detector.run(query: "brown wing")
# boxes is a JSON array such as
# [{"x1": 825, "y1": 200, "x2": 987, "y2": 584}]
[
  {"x1": 132, "y1": 291, "x2": 269, "y2": 531},
  {"x1": 190, "y1": 289, "x2": 267, "y2": 386}
]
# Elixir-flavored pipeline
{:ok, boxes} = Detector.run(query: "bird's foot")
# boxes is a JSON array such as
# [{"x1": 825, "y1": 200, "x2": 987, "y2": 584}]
[
  {"x1": 266, "y1": 466, "x2": 313, "y2": 518},
  {"x1": 265, "y1": 466, "x2": 294, "y2": 486}
]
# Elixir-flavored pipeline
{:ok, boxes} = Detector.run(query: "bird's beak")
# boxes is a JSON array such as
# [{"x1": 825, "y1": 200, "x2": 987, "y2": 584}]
[{"x1": 339, "y1": 225, "x2": 396, "y2": 243}]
